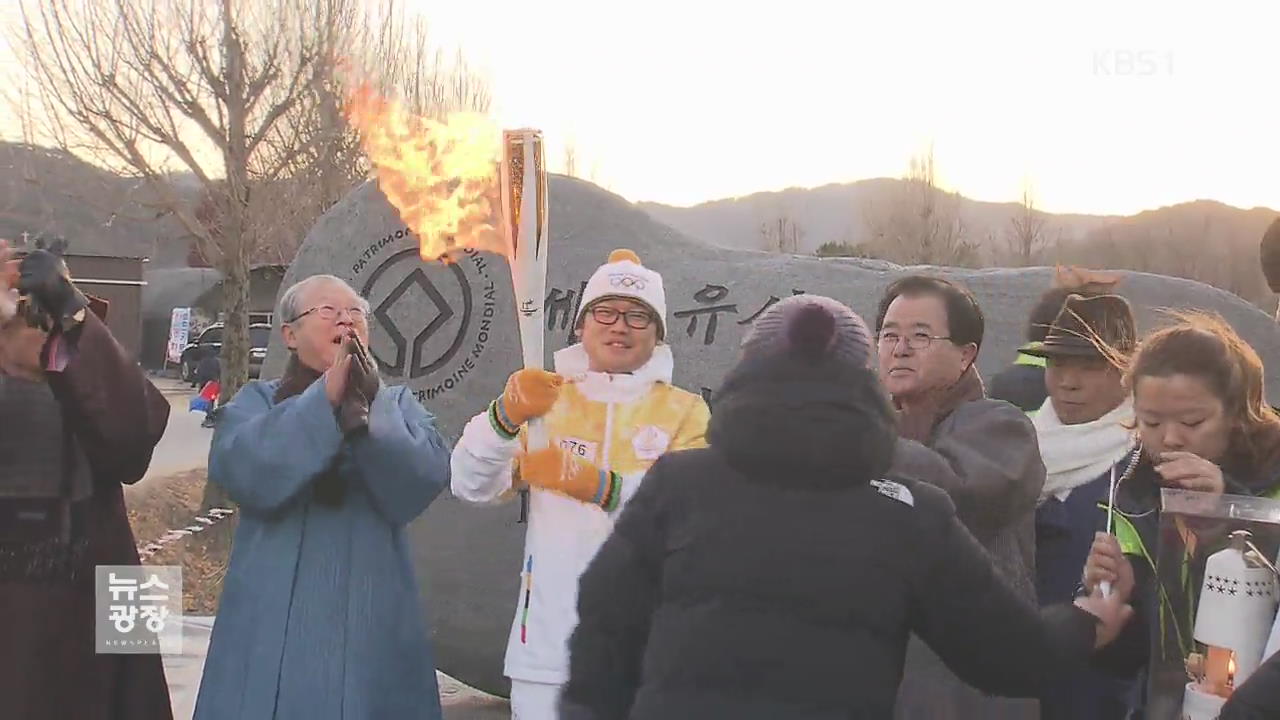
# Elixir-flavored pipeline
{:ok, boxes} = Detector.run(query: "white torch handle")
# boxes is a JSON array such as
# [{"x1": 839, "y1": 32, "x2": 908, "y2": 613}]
[
  {"x1": 526, "y1": 416, "x2": 549, "y2": 450},
  {"x1": 1099, "y1": 464, "x2": 1117, "y2": 599},
  {"x1": 508, "y1": 129, "x2": 549, "y2": 451},
  {"x1": 520, "y1": 305, "x2": 548, "y2": 450},
  {"x1": 517, "y1": 306, "x2": 548, "y2": 449}
]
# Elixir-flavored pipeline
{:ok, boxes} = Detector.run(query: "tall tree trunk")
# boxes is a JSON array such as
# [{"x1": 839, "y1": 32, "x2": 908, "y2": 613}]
[
  {"x1": 202, "y1": 0, "x2": 252, "y2": 517},
  {"x1": 201, "y1": 237, "x2": 249, "y2": 515},
  {"x1": 218, "y1": 235, "x2": 252, "y2": 403}
]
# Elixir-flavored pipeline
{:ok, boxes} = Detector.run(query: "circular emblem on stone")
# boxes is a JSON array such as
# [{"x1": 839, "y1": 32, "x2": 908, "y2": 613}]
[{"x1": 359, "y1": 245, "x2": 497, "y2": 397}]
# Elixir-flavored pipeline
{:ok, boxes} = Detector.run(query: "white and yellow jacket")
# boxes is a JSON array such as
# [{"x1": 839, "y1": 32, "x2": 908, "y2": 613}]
[{"x1": 450, "y1": 343, "x2": 709, "y2": 685}]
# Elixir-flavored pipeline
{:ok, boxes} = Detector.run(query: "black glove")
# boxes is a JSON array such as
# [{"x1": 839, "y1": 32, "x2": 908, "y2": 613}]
[
  {"x1": 348, "y1": 333, "x2": 381, "y2": 402},
  {"x1": 336, "y1": 332, "x2": 380, "y2": 437},
  {"x1": 17, "y1": 246, "x2": 88, "y2": 329}
]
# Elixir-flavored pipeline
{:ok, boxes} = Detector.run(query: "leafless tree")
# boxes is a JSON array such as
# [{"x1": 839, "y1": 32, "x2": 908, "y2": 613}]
[
  {"x1": 1005, "y1": 182, "x2": 1047, "y2": 266},
  {"x1": 562, "y1": 141, "x2": 579, "y2": 178},
  {"x1": 587, "y1": 159, "x2": 615, "y2": 193},
  {"x1": 12, "y1": 0, "x2": 347, "y2": 407},
  {"x1": 11, "y1": 0, "x2": 489, "y2": 513},
  {"x1": 760, "y1": 215, "x2": 804, "y2": 254},
  {"x1": 1051, "y1": 209, "x2": 1274, "y2": 313},
  {"x1": 11, "y1": 0, "x2": 491, "y2": 400},
  {"x1": 862, "y1": 145, "x2": 977, "y2": 266}
]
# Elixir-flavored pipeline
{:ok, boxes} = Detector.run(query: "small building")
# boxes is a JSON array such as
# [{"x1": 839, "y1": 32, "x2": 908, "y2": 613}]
[
  {"x1": 64, "y1": 253, "x2": 147, "y2": 359},
  {"x1": 5, "y1": 232, "x2": 149, "y2": 361},
  {"x1": 194, "y1": 264, "x2": 286, "y2": 326},
  {"x1": 140, "y1": 264, "x2": 286, "y2": 368}
]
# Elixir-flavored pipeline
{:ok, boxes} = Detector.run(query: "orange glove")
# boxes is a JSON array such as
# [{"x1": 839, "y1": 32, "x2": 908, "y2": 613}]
[
  {"x1": 516, "y1": 445, "x2": 622, "y2": 510},
  {"x1": 489, "y1": 369, "x2": 564, "y2": 439}
]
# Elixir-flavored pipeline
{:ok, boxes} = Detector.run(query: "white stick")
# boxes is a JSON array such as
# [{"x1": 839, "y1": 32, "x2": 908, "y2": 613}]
[
  {"x1": 1101, "y1": 463, "x2": 1118, "y2": 598},
  {"x1": 501, "y1": 129, "x2": 550, "y2": 450}
]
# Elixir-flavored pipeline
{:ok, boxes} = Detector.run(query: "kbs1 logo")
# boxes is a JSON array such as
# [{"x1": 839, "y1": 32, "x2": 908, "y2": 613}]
[{"x1": 1093, "y1": 49, "x2": 1174, "y2": 77}]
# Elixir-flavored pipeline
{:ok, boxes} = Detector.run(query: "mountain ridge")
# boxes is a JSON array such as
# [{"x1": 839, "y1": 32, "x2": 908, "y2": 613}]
[{"x1": 638, "y1": 177, "x2": 1277, "y2": 259}]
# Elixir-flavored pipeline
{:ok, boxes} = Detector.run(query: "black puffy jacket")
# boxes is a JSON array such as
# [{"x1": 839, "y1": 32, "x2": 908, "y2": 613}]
[{"x1": 560, "y1": 351, "x2": 1099, "y2": 720}]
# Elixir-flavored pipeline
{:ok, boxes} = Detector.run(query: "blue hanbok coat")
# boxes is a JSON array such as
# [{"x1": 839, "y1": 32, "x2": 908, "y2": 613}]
[{"x1": 193, "y1": 378, "x2": 449, "y2": 720}]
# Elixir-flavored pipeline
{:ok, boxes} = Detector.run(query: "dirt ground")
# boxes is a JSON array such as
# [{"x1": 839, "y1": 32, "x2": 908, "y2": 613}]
[{"x1": 125, "y1": 468, "x2": 234, "y2": 614}]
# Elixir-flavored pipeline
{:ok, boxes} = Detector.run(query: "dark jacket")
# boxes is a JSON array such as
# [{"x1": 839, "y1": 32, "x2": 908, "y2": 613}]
[
  {"x1": 989, "y1": 351, "x2": 1047, "y2": 413},
  {"x1": 196, "y1": 353, "x2": 220, "y2": 388},
  {"x1": 1036, "y1": 471, "x2": 1136, "y2": 720},
  {"x1": 0, "y1": 313, "x2": 173, "y2": 720},
  {"x1": 560, "y1": 352, "x2": 1098, "y2": 720},
  {"x1": 889, "y1": 394, "x2": 1045, "y2": 720}
]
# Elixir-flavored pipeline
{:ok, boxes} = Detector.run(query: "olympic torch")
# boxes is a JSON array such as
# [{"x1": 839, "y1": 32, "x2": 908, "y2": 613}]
[{"x1": 500, "y1": 129, "x2": 550, "y2": 452}]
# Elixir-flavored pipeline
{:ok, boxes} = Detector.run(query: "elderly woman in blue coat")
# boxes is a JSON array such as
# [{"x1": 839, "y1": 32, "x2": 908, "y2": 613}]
[{"x1": 194, "y1": 274, "x2": 451, "y2": 720}]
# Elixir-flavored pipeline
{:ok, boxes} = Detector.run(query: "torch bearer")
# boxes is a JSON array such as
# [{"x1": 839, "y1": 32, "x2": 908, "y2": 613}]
[{"x1": 500, "y1": 129, "x2": 550, "y2": 453}]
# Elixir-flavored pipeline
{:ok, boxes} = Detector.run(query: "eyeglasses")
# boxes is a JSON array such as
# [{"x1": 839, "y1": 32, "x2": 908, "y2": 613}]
[
  {"x1": 287, "y1": 304, "x2": 368, "y2": 324},
  {"x1": 589, "y1": 305, "x2": 655, "y2": 330},
  {"x1": 876, "y1": 331, "x2": 951, "y2": 351}
]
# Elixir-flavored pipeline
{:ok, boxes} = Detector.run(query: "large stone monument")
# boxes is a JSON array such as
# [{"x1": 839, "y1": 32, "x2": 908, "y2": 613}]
[{"x1": 265, "y1": 175, "x2": 1280, "y2": 696}]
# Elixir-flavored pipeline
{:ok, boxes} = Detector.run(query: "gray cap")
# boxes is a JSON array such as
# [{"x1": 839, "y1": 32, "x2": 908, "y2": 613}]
[{"x1": 740, "y1": 295, "x2": 873, "y2": 368}]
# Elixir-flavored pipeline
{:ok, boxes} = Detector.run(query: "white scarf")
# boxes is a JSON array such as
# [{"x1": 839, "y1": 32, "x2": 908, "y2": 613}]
[
  {"x1": 552, "y1": 343, "x2": 673, "y2": 403},
  {"x1": 1033, "y1": 397, "x2": 1135, "y2": 503}
]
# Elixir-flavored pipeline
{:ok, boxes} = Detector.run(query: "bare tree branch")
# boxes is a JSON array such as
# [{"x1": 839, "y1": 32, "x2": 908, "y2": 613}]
[
  {"x1": 10, "y1": 0, "x2": 494, "y2": 425},
  {"x1": 562, "y1": 141, "x2": 578, "y2": 178},
  {"x1": 1005, "y1": 181, "x2": 1047, "y2": 266},
  {"x1": 860, "y1": 145, "x2": 977, "y2": 266},
  {"x1": 760, "y1": 215, "x2": 803, "y2": 254}
]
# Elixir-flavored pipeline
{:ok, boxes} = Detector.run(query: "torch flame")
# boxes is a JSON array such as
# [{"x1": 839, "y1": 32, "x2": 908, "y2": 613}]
[{"x1": 344, "y1": 83, "x2": 506, "y2": 262}]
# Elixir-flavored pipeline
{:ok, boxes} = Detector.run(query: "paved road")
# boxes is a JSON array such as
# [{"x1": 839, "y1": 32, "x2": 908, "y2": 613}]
[{"x1": 134, "y1": 376, "x2": 213, "y2": 485}]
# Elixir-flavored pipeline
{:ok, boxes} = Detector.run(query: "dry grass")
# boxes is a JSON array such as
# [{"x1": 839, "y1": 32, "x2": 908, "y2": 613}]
[{"x1": 125, "y1": 468, "x2": 236, "y2": 615}]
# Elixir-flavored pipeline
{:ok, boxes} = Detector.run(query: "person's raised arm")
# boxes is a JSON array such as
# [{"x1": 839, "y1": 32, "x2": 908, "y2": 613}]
[
  {"x1": 898, "y1": 401, "x2": 1043, "y2": 531},
  {"x1": 43, "y1": 313, "x2": 169, "y2": 487},
  {"x1": 908, "y1": 483, "x2": 1132, "y2": 697},
  {"x1": 349, "y1": 387, "x2": 450, "y2": 525},
  {"x1": 209, "y1": 379, "x2": 343, "y2": 516},
  {"x1": 451, "y1": 369, "x2": 561, "y2": 504}
]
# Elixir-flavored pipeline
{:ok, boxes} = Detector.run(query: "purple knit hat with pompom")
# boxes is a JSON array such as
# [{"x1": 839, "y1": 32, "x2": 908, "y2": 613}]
[{"x1": 740, "y1": 295, "x2": 873, "y2": 368}]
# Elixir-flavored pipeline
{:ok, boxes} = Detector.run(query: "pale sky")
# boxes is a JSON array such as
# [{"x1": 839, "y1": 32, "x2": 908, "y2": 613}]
[
  {"x1": 3, "y1": 0, "x2": 1278, "y2": 216},
  {"x1": 409, "y1": 0, "x2": 1280, "y2": 216}
]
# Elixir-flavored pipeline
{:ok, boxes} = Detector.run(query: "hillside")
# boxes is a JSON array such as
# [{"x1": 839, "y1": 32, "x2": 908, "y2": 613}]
[
  {"x1": 640, "y1": 180, "x2": 1277, "y2": 261},
  {"x1": 7, "y1": 138, "x2": 1277, "y2": 306},
  {"x1": 1056, "y1": 199, "x2": 1280, "y2": 307},
  {"x1": 0, "y1": 142, "x2": 196, "y2": 265},
  {"x1": 639, "y1": 178, "x2": 1118, "y2": 255},
  {"x1": 640, "y1": 180, "x2": 1280, "y2": 308}
]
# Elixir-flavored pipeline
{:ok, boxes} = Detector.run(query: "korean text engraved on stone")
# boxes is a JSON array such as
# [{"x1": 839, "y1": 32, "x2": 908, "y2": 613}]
[{"x1": 95, "y1": 565, "x2": 183, "y2": 655}]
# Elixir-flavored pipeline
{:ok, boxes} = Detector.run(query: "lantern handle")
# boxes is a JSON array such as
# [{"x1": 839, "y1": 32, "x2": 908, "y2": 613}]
[{"x1": 1238, "y1": 530, "x2": 1280, "y2": 578}]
